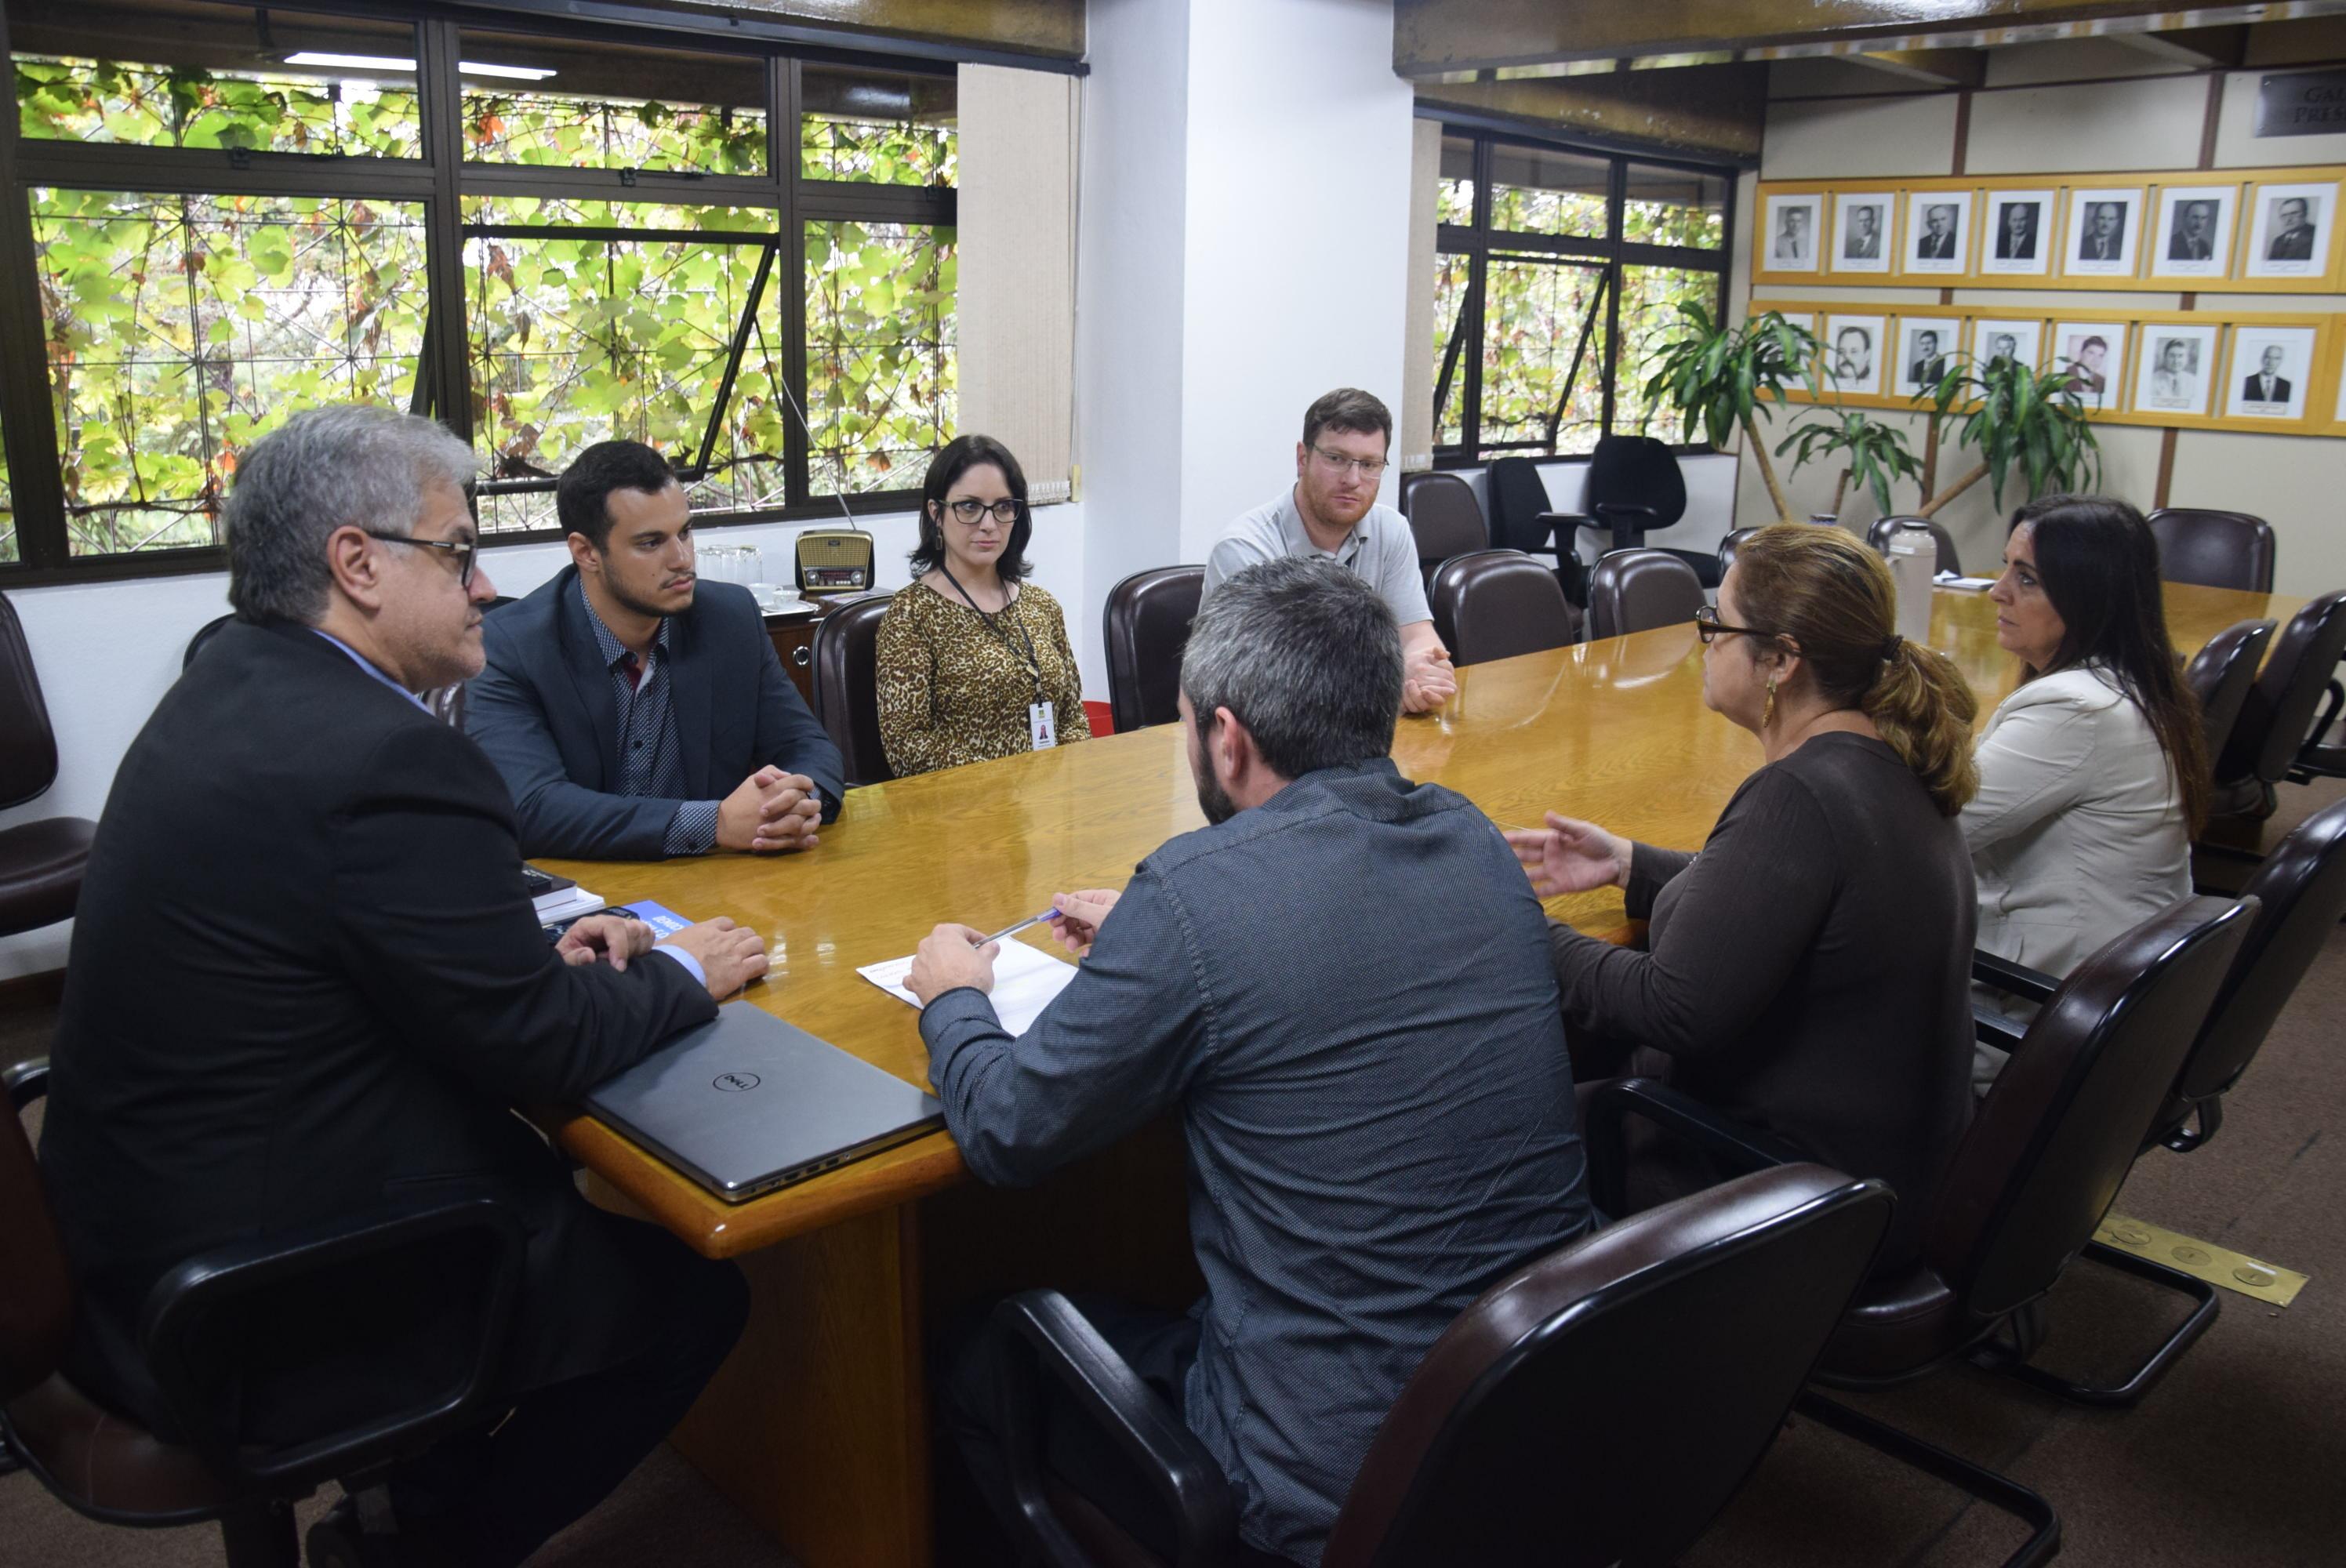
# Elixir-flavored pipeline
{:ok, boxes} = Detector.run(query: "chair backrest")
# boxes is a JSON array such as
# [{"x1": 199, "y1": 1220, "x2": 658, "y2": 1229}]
[
  {"x1": 1482, "y1": 457, "x2": 1557, "y2": 555},
  {"x1": 0, "y1": 590, "x2": 63, "y2": 810},
  {"x1": 1399, "y1": 472, "x2": 1489, "y2": 586},
  {"x1": 2184, "y1": 619, "x2": 2275, "y2": 766},
  {"x1": 1585, "y1": 550, "x2": 1705, "y2": 640},
  {"x1": 2220, "y1": 589, "x2": 2346, "y2": 786},
  {"x1": 1323, "y1": 1166, "x2": 1894, "y2": 1568},
  {"x1": 809, "y1": 592, "x2": 895, "y2": 787},
  {"x1": 1865, "y1": 515, "x2": 1963, "y2": 575},
  {"x1": 1585, "y1": 436, "x2": 1687, "y2": 532},
  {"x1": 1716, "y1": 527, "x2": 1760, "y2": 580},
  {"x1": 1, "y1": 1070, "x2": 72, "y2": 1403},
  {"x1": 1102, "y1": 566, "x2": 1204, "y2": 735},
  {"x1": 2178, "y1": 796, "x2": 2346, "y2": 1105},
  {"x1": 2148, "y1": 507, "x2": 2276, "y2": 593},
  {"x1": 1927, "y1": 895, "x2": 2256, "y2": 1319},
  {"x1": 1427, "y1": 550, "x2": 1578, "y2": 667}
]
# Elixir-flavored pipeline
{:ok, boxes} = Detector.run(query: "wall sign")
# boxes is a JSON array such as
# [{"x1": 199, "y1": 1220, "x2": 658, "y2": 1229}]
[{"x1": 2257, "y1": 71, "x2": 2346, "y2": 139}]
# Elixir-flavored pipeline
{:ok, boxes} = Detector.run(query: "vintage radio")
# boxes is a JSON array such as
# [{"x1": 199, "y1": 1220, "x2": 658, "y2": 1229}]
[{"x1": 794, "y1": 528, "x2": 876, "y2": 597}]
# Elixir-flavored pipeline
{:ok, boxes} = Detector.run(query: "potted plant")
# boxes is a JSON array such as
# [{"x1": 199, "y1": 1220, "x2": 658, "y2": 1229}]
[
  {"x1": 1640, "y1": 305, "x2": 1819, "y2": 525},
  {"x1": 1911, "y1": 352, "x2": 2102, "y2": 517},
  {"x1": 1774, "y1": 408, "x2": 1923, "y2": 524}
]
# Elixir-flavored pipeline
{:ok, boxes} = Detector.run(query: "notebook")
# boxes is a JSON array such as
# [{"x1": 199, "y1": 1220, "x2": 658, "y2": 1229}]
[
  {"x1": 585, "y1": 1003, "x2": 943, "y2": 1203},
  {"x1": 857, "y1": 939, "x2": 1080, "y2": 1037}
]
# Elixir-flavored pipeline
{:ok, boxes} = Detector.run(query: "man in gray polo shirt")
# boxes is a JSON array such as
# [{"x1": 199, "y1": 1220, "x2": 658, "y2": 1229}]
[{"x1": 1204, "y1": 387, "x2": 1458, "y2": 713}]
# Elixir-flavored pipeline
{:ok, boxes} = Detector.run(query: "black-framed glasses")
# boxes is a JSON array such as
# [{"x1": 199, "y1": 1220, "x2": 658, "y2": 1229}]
[
  {"x1": 1693, "y1": 604, "x2": 1773, "y2": 645},
  {"x1": 944, "y1": 497, "x2": 1023, "y2": 526},
  {"x1": 361, "y1": 527, "x2": 478, "y2": 588}
]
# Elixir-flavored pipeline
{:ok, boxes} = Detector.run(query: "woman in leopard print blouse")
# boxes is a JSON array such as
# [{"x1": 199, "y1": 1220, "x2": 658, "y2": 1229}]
[{"x1": 875, "y1": 436, "x2": 1091, "y2": 778}]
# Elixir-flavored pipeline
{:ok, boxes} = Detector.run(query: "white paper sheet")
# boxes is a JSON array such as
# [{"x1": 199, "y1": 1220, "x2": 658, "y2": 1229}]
[{"x1": 858, "y1": 939, "x2": 1080, "y2": 1038}]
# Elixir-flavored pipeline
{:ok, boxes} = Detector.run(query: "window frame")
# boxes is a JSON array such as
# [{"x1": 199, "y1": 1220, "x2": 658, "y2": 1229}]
[
  {"x1": 1432, "y1": 125, "x2": 1736, "y2": 470},
  {"x1": 0, "y1": 2, "x2": 982, "y2": 583}
]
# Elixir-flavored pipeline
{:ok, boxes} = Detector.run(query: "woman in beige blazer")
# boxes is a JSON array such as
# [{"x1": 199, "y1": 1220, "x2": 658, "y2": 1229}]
[{"x1": 1966, "y1": 495, "x2": 2210, "y2": 1089}]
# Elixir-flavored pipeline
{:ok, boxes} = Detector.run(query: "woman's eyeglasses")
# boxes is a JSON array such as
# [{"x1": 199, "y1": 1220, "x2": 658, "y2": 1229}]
[
  {"x1": 1693, "y1": 604, "x2": 1774, "y2": 645},
  {"x1": 944, "y1": 498, "x2": 1023, "y2": 526}
]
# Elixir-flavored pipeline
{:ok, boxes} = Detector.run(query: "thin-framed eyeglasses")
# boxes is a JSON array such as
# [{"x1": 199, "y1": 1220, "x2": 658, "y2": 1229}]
[
  {"x1": 1693, "y1": 604, "x2": 1774, "y2": 646},
  {"x1": 1311, "y1": 446, "x2": 1389, "y2": 479},
  {"x1": 361, "y1": 527, "x2": 478, "y2": 588},
  {"x1": 944, "y1": 497, "x2": 1023, "y2": 526}
]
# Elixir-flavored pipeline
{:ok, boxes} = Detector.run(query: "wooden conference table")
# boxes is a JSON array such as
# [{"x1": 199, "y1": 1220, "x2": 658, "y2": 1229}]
[{"x1": 540, "y1": 579, "x2": 2297, "y2": 1568}]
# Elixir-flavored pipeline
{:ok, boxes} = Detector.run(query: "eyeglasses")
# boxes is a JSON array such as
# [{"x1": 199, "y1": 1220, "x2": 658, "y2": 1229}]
[
  {"x1": 944, "y1": 497, "x2": 1023, "y2": 526},
  {"x1": 1311, "y1": 447, "x2": 1389, "y2": 480},
  {"x1": 1693, "y1": 604, "x2": 1774, "y2": 646},
  {"x1": 362, "y1": 527, "x2": 478, "y2": 588}
]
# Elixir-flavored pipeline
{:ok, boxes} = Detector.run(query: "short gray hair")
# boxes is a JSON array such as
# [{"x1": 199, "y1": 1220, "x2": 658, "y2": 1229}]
[
  {"x1": 1181, "y1": 557, "x2": 1402, "y2": 779},
  {"x1": 223, "y1": 406, "x2": 478, "y2": 624}
]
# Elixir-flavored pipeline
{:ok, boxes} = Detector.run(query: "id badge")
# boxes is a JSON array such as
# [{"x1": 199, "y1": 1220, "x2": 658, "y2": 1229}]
[{"x1": 1030, "y1": 700, "x2": 1058, "y2": 751}]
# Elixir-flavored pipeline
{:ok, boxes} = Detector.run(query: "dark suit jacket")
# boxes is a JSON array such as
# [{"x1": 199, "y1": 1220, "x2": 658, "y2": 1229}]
[
  {"x1": 466, "y1": 567, "x2": 844, "y2": 858},
  {"x1": 2242, "y1": 374, "x2": 2293, "y2": 402},
  {"x1": 1995, "y1": 227, "x2": 2036, "y2": 259},
  {"x1": 39, "y1": 620, "x2": 718, "y2": 1437},
  {"x1": 1910, "y1": 356, "x2": 1948, "y2": 386},
  {"x1": 2270, "y1": 224, "x2": 2316, "y2": 260},
  {"x1": 1916, "y1": 230, "x2": 1957, "y2": 260}
]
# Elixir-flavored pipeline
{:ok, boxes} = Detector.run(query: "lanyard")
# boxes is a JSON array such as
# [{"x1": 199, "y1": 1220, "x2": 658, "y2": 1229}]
[{"x1": 939, "y1": 565, "x2": 1046, "y2": 702}]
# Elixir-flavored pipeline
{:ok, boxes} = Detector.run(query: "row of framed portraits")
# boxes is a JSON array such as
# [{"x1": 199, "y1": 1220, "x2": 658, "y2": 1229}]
[
  {"x1": 1753, "y1": 169, "x2": 2346, "y2": 292},
  {"x1": 1754, "y1": 301, "x2": 2346, "y2": 434}
]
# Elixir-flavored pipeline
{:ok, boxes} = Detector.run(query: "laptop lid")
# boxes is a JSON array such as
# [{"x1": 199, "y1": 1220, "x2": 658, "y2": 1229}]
[{"x1": 585, "y1": 1003, "x2": 944, "y2": 1203}]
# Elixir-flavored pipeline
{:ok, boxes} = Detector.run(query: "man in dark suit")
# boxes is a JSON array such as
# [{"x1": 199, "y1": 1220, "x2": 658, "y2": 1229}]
[
  {"x1": 2268, "y1": 196, "x2": 2317, "y2": 261},
  {"x1": 2168, "y1": 200, "x2": 2218, "y2": 261},
  {"x1": 2242, "y1": 343, "x2": 2293, "y2": 405},
  {"x1": 2077, "y1": 201, "x2": 2126, "y2": 263},
  {"x1": 38, "y1": 405, "x2": 770, "y2": 1567},
  {"x1": 1915, "y1": 202, "x2": 1959, "y2": 260},
  {"x1": 466, "y1": 441, "x2": 845, "y2": 860},
  {"x1": 1995, "y1": 201, "x2": 2037, "y2": 260},
  {"x1": 1908, "y1": 328, "x2": 1948, "y2": 387}
]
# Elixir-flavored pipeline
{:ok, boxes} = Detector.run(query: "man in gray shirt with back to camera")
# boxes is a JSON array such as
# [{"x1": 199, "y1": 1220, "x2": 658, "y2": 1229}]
[
  {"x1": 906, "y1": 557, "x2": 1592, "y2": 1567},
  {"x1": 1206, "y1": 387, "x2": 1457, "y2": 712}
]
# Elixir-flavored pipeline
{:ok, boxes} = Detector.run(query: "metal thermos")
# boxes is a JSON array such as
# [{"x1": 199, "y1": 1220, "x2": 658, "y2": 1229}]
[{"x1": 1887, "y1": 521, "x2": 1938, "y2": 646}]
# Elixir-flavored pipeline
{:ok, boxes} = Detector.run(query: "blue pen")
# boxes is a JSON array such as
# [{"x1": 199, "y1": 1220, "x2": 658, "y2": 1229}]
[{"x1": 973, "y1": 909, "x2": 1064, "y2": 946}]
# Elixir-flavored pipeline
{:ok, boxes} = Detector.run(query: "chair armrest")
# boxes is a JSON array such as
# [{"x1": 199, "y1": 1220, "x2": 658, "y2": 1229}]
[
  {"x1": 1582, "y1": 1077, "x2": 1806, "y2": 1218},
  {"x1": 1972, "y1": 950, "x2": 2058, "y2": 1006},
  {"x1": 991, "y1": 1290, "x2": 1240, "y2": 1568},
  {"x1": 1972, "y1": 1000, "x2": 2027, "y2": 1052},
  {"x1": 140, "y1": 1197, "x2": 525, "y2": 1494},
  {"x1": 5, "y1": 1056, "x2": 48, "y2": 1112},
  {"x1": 1591, "y1": 503, "x2": 1662, "y2": 522}
]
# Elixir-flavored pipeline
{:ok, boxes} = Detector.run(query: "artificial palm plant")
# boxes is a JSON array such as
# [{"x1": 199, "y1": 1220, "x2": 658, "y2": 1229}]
[
  {"x1": 1774, "y1": 408, "x2": 1923, "y2": 523},
  {"x1": 1640, "y1": 304, "x2": 1818, "y2": 525},
  {"x1": 1912, "y1": 351, "x2": 2102, "y2": 517}
]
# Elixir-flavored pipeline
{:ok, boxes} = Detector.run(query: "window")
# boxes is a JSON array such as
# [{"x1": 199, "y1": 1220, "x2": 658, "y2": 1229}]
[
  {"x1": 1433, "y1": 130, "x2": 1733, "y2": 466},
  {"x1": 0, "y1": 0, "x2": 961, "y2": 577}
]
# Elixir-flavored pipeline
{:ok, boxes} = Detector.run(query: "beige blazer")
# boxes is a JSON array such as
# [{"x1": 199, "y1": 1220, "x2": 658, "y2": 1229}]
[{"x1": 1964, "y1": 665, "x2": 2192, "y2": 982}]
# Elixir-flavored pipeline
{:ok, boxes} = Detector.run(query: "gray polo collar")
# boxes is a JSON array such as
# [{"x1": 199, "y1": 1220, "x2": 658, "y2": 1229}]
[{"x1": 1276, "y1": 486, "x2": 1370, "y2": 566}]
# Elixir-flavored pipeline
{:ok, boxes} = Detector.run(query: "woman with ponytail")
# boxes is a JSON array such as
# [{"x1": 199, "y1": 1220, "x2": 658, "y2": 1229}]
[
  {"x1": 1507, "y1": 524, "x2": 1978, "y2": 1272},
  {"x1": 1966, "y1": 496, "x2": 2206, "y2": 1089}
]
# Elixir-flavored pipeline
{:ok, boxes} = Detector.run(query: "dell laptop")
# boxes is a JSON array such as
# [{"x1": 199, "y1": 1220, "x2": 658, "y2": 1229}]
[{"x1": 585, "y1": 1003, "x2": 944, "y2": 1203}]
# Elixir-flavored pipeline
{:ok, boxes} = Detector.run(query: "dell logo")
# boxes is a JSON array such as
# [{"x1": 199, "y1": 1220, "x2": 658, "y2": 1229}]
[{"x1": 713, "y1": 1072, "x2": 761, "y2": 1093}]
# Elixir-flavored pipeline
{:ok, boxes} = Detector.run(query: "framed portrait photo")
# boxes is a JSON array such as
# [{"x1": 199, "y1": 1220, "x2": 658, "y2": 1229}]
[
  {"x1": 1831, "y1": 193, "x2": 1893, "y2": 274},
  {"x1": 1970, "y1": 318, "x2": 2044, "y2": 378},
  {"x1": 1821, "y1": 314, "x2": 1887, "y2": 397},
  {"x1": 2134, "y1": 323, "x2": 2220, "y2": 418},
  {"x1": 2243, "y1": 183, "x2": 2333, "y2": 278},
  {"x1": 2227, "y1": 325, "x2": 2317, "y2": 420},
  {"x1": 1902, "y1": 191, "x2": 1971, "y2": 275},
  {"x1": 2051, "y1": 321, "x2": 2126, "y2": 411},
  {"x1": 1895, "y1": 318, "x2": 1957, "y2": 397},
  {"x1": 2064, "y1": 188, "x2": 2142, "y2": 278},
  {"x1": 1981, "y1": 190, "x2": 2054, "y2": 277},
  {"x1": 2150, "y1": 186, "x2": 2238, "y2": 281},
  {"x1": 1764, "y1": 193, "x2": 1825, "y2": 272}
]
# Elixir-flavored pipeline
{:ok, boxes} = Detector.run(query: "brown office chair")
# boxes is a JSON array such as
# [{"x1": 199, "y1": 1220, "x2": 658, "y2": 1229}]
[
  {"x1": 1865, "y1": 515, "x2": 1963, "y2": 575},
  {"x1": 1426, "y1": 550, "x2": 1580, "y2": 666},
  {"x1": 2, "y1": 1060, "x2": 525, "y2": 1566},
  {"x1": 0, "y1": 591, "x2": 97, "y2": 942},
  {"x1": 1979, "y1": 797, "x2": 2346, "y2": 1156},
  {"x1": 986, "y1": 1164, "x2": 1894, "y2": 1568},
  {"x1": 2206, "y1": 589, "x2": 2346, "y2": 823},
  {"x1": 2146, "y1": 507, "x2": 2276, "y2": 593},
  {"x1": 1585, "y1": 550, "x2": 1705, "y2": 640},
  {"x1": 1102, "y1": 567, "x2": 1204, "y2": 735},
  {"x1": 2184, "y1": 618, "x2": 2275, "y2": 766},
  {"x1": 1716, "y1": 527, "x2": 1760, "y2": 580},
  {"x1": 1589, "y1": 895, "x2": 2255, "y2": 1566},
  {"x1": 1397, "y1": 473, "x2": 1487, "y2": 592},
  {"x1": 809, "y1": 591, "x2": 896, "y2": 787}
]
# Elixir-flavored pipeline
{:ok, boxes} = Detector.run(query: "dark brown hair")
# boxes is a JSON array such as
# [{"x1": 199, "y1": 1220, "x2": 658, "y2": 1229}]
[
  {"x1": 1301, "y1": 387, "x2": 1392, "y2": 452},
  {"x1": 1732, "y1": 524, "x2": 1981, "y2": 817},
  {"x1": 2007, "y1": 495, "x2": 2210, "y2": 832},
  {"x1": 911, "y1": 434, "x2": 1032, "y2": 583}
]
